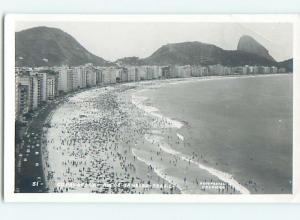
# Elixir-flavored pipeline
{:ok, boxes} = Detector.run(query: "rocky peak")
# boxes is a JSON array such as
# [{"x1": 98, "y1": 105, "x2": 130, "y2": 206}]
[{"x1": 237, "y1": 35, "x2": 275, "y2": 62}]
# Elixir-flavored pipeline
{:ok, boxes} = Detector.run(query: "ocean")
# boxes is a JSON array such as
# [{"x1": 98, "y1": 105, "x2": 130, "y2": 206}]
[{"x1": 137, "y1": 74, "x2": 293, "y2": 194}]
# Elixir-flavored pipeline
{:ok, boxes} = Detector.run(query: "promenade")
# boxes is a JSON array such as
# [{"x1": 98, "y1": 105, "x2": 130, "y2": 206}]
[{"x1": 15, "y1": 101, "x2": 59, "y2": 193}]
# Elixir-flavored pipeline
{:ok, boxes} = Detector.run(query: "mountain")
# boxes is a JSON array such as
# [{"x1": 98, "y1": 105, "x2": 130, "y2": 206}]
[
  {"x1": 15, "y1": 26, "x2": 111, "y2": 67},
  {"x1": 237, "y1": 35, "x2": 275, "y2": 62},
  {"x1": 16, "y1": 27, "x2": 292, "y2": 71},
  {"x1": 142, "y1": 41, "x2": 278, "y2": 67}
]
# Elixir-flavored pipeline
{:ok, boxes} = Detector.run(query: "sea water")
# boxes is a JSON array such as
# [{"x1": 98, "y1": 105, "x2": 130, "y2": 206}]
[{"x1": 136, "y1": 74, "x2": 293, "y2": 194}]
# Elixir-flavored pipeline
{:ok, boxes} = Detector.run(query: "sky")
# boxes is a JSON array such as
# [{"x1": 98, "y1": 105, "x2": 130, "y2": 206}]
[{"x1": 15, "y1": 21, "x2": 293, "y2": 62}]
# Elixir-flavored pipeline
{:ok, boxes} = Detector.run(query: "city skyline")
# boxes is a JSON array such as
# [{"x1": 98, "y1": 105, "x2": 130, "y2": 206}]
[{"x1": 15, "y1": 22, "x2": 293, "y2": 62}]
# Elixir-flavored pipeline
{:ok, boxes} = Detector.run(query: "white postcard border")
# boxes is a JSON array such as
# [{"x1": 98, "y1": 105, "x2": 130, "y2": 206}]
[{"x1": 4, "y1": 14, "x2": 300, "y2": 203}]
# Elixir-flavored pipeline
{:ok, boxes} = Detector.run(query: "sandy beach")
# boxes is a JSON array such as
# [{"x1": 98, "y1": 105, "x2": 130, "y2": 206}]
[{"x1": 42, "y1": 81, "x2": 185, "y2": 194}]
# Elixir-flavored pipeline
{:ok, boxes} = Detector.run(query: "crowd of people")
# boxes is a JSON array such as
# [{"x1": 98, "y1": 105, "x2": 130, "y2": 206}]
[{"x1": 42, "y1": 85, "x2": 180, "y2": 193}]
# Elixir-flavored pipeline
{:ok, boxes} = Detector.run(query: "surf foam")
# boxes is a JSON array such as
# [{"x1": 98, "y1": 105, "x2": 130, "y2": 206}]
[
  {"x1": 131, "y1": 93, "x2": 184, "y2": 129},
  {"x1": 176, "y1": 133, "x2": 184, "y2": 141},
  {"x1": 131, "y1": 148, "x2": 183, "y2": 192},
  {"x1": 145, "y1": 134, "x2": 250, "y2": 194}
]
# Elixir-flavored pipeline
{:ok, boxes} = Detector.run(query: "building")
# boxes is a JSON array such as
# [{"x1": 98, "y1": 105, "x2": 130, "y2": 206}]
[
  {"x1": 95, "y1": 68, "x2": 103, "y2": 85},
  {"x1": 37, "y1": 72, "x2": 47, "y2": 101},
  {"x1": 102, "y1": 67, "x2": 117, "y2": 85},
  {"x1": 16, "y1": 75, "x2": 31, "y2": 119},
  {"x1": 136, "y1": 66, "x2": 156, "y2": 80},
  {"x1": 127, "y1": 67, "x2": 139, "y2": 82},
  {"x1": 46, "y1": 74, "x2": 58, "y2": 100},
  {"x1": 252, "y1": 66, "x2": 259, "y2": 74},
  {"x1": 271, "y1": 66, "x2": 278, "y2": 74},
  {"x1": 72, "y1": 67, "x2": 81, "y2": 90},
  {"x1": 169, "y1": 65, "x2": 178, "y2": 78},
  {"x1": 57, "y1": 66, "x2": 73, "y2": 93},
  {"x1": 137, "y1": 66, "x2": 147, "y2": 80},
  {"x1": 120, "y1": 67, "x2": 128, "y2": 82},
  {"x1": 67, "y1": 69, "x2": 74, "y2": 91},
  {"x1": 15, "y1": 69, "x2": 59, "y2": 119},
  {"x1": 71, "y1": 66, "x2": 88, "y2": 89},
  {"x1": 79, "y1": 66, "x2": 87, "y2": 88},
  {"x1": 146, "y1": 66, "x2": 155, "y2": 80},
  {"x1": 153, "y1": 66, "x2": 162, "y2": 79},
  {"x1": 176, "y1": 65, "x2": 191, "y2": 78},
  {"x1": 224, "y1": 66, "x2": 233, "y2": 75},
  {"x1": 29, "y1": 75, "x2": 41, "y2": 110},
  {"x1": 234, "y1": 66, "x2": 247, "y2": 75},
  {"x1": 115, "y1": 68, "x2": 122, "y2": 83},
  {"x1": 263, "y1": 66, "x2": 271, "y2": 74},
  {"x1": 81, "y1": 64, "x2": 97, "y2": 88},
  {"x1": 161, "y1": 66, "x2": 171, "y2": 78},
  {"x1": 209, "y1": 64, "x2": 225, "y2": 76},
  {"x1": 191, "y1": 66, "x2": 202, "y2": 77},
  {"x1": 86, "y1": 68, "x2": 96, "y2": 87},
  {"x1": 245, "y1": 65, "x2": 254, "y2": 74},
  {"x1": 58, "y1": 66, "x2": 69, "y2": 93},
  {"x1": 201, "y1": 66, "x2": 209, "y2": 76},
  {"x1": 15, "y1": 74, "x2": 20, "y2": 119},
  {"x1": 278, "y1": 67, "x2": 286, "y2": 73}
]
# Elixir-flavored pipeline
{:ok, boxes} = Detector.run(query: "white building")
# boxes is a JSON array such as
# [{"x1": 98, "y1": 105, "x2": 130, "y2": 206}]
[
  {"x1": 209, "y1": 64, "x2": 225, "y2": 75},
  {"x1": 67, "y1": 69, "x2": 73, "y2": 91},
  {"x1": 29, "y1": 75, "x2": 40, "y2": 110},
  {"x1": 79, "y1": 66, "x2": 87, "y2": 88},
  {"x1": 224, "y1": 66, "x2": 233, "y2": 75},
  {"x1": 16, "y1": 75, "x2": 31, "y2": 118},
  {"x1": 264, "y1": 66, "x2": 271, "y2": 74},
  {"x1": 95, "y1": 68, "x2": 103, "y2": 85},
  {"x1": 278, "y1": 67, "x2": 286, "y2": 73},
  {"x1": 120, "y1": 68, "x2": 128, "y2": 82},
  {"x1": 86, "y1": 67, "x2": 97, "y2": 87},
  {"x1": 102, "y1": 67, "x2": 117, "y2": 85},
  {"x1": 58, "y1": 67, "x2": 73, "y2": 93},
  {"x1": 46, "y1": 74, "x2": 57, "y2": 100},
  {"x1": 37, "y1": 72, "x2": 47, "y2": 101},
  {"x1": 176, "y1": 65, "x2": 192, "y2": 78},
  {"x1": 153, "y1": 66, "x2": 162, "y2": 79},
  {"x1": 137, "y1": 66, "x2": 147, "y2": 80},
  {"x1": 127, "y1": 67, "x2": 139, "y2": 82},
  {"x1": 58, "y1": 67, "x2": 68, "y2": 92},
  {"x1": 72, "y1": 67, "x2": 81, "y2": 90},
  {"x1": 271, "y1": 66, "x2": 278, "y2": 74},
  {"x1": 191, "y1": 66, "x2": 202, "y2": 77},
  {"x1": 145, "y1": 66, "x2": 155, "y2": 80}
]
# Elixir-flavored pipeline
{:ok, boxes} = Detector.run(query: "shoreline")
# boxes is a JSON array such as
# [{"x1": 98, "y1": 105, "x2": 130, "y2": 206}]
[{"x1": 131, "y1": 82, "x2": 250, "y2": 194}]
